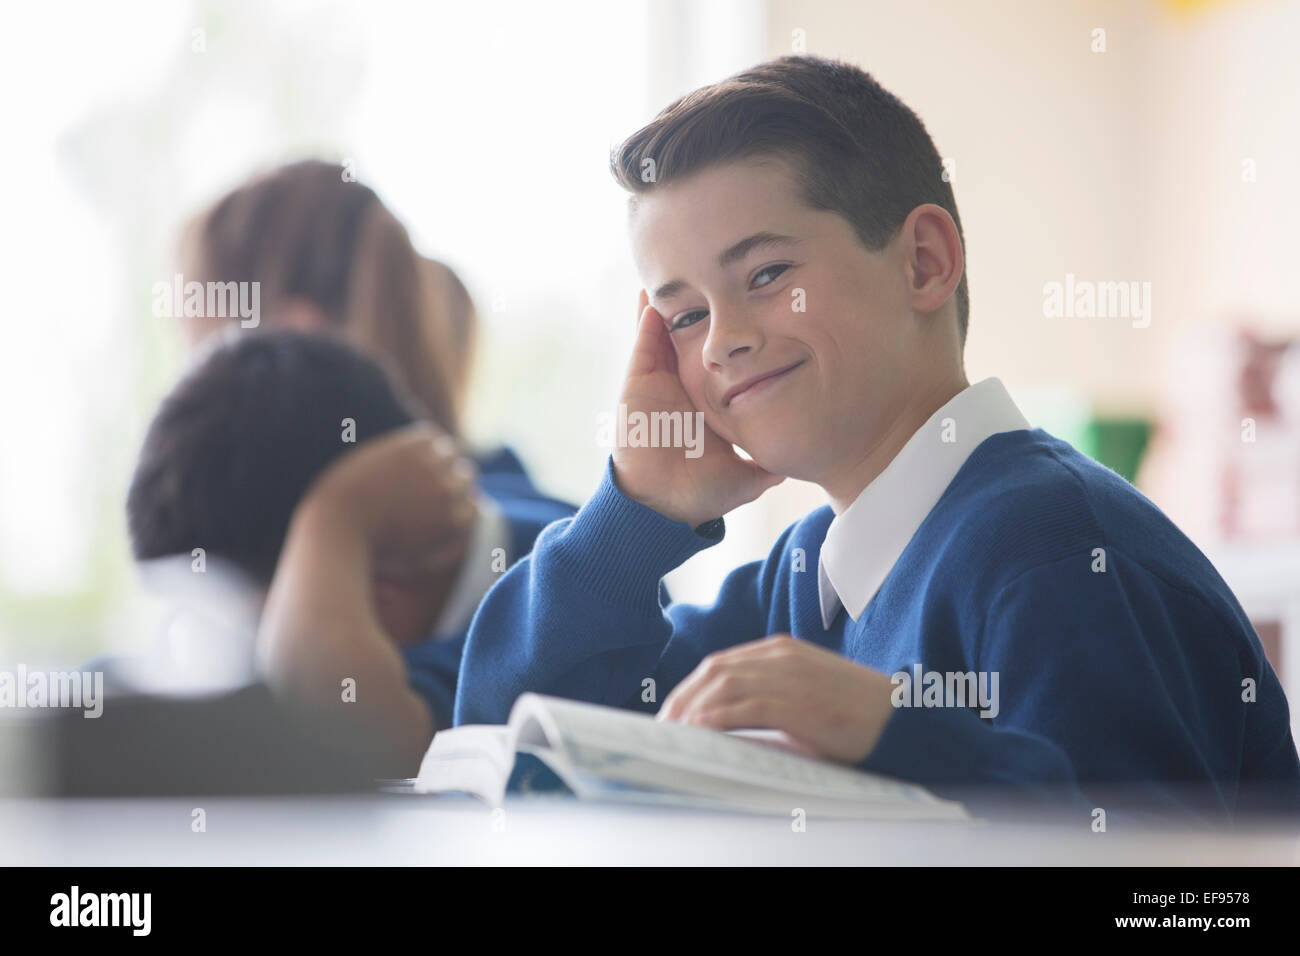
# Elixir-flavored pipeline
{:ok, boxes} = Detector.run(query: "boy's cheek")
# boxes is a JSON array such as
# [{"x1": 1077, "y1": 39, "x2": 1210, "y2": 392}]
[
  {"x1": 701, "y1": 406, "x2": 738, "y2": 446},
  {"x1": 679, "y1": 375, "x2": 735, "y2": 442},
  {"x1": 675, "y1": 361, "x2": 708, "y2": 410}
]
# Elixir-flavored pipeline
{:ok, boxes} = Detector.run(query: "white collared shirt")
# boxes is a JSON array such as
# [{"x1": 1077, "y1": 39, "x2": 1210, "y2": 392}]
[
  {"x1": 430, "y1": 494, "x2": 510, "y2": 640},
  {"x1": 817, "y1": 377, "x2": 1030, "y2": 629}
]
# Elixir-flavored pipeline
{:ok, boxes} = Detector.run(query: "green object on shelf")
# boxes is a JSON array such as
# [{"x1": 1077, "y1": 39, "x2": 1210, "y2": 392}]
[{"x1": 1078, "y1": 418, "x2": 1151, "y2": 483}]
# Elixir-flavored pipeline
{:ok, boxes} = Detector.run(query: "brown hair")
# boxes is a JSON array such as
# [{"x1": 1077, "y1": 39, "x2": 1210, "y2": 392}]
[
  {"x1": 611, "y1": 55, "x2": 969, "y2": 342},
  {"x1": 420, "y1": 255, "x2": 478, "y2": 424},
  {"x1": 179, "y1": 160, "x2": 461, "y2": 434}
]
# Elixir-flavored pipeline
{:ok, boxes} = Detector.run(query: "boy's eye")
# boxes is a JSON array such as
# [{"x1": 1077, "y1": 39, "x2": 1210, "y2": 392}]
[
  {"x1": 670, "y1": 310, "x2": 708, "y2": 332},
  {"x1": 750, "y1": 263, "x2": 791, "y2": 289}
]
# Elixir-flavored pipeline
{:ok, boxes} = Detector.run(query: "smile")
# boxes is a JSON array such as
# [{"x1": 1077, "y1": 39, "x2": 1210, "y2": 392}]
[{"x1": 723, "y1": 360, "x2": 805, "y2": 408}]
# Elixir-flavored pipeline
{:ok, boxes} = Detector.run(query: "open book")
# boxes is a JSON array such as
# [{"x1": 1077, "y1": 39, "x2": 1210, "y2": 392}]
[{"x1": 415, "y1": 693, "x2": 968, "y2": 820}]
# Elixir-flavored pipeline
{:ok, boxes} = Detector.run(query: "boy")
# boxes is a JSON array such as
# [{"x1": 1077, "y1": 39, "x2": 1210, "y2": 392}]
[
  {"x1": 127, "y1": 330, "x2": 573, "y2": 775},
  {"x1": 450, "y1": 56, "x2": 1300, "y2": 823}
]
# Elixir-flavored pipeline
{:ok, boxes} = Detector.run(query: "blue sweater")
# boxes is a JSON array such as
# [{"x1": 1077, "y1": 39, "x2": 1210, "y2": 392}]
[
  {"x1": 402, "y1": 447, "x2": 575, "y2": 731},
  {"x1": 455, "y1": 429, "x2": 1300, "y2": 824}
]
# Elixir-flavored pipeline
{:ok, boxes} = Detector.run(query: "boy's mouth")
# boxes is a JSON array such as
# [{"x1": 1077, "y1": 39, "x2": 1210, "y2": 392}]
[{"x1": 722, "y1": 360, "x2": 805, "y2": 408}]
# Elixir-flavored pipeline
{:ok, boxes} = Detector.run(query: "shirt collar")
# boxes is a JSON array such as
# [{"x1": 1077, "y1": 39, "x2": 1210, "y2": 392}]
[
  {"x1": 430, "y1": 494, "x2": 509, "y2": 640},
  {"x1": 817, "y1": 377, "x2": 1030, "y2": 629}
]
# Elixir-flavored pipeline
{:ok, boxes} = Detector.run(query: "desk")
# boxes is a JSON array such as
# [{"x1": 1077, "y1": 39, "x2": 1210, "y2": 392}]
[{"x1": 2, "y1": 794, "x2": 1297, "y2": 865}]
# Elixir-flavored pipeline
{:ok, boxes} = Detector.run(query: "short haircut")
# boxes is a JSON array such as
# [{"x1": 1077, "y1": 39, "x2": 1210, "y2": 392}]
[
  {"x1": 127, "y1": 330, "x2": 417, "y2": 584},
  {"x1": 611, "y1": 55, "x2": 969, "y2": 342}
]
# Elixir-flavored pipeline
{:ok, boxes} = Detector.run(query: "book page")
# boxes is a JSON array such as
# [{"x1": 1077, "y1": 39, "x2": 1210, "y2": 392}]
[
  {"x1": 517, "y1": 694, "x2": 952, "y2": 806},
  {"x1": 414, "y1": 725, "x2": 516, "y2": 802}
]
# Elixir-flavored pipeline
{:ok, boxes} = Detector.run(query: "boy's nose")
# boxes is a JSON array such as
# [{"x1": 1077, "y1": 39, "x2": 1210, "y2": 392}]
[{"x1": 701, "y1": 309, "x2": 762, "y2": 369}]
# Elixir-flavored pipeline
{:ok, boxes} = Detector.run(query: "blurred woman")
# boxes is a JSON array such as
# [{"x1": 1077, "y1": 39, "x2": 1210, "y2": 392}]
[{"x1": 178, "y1": 159, "x2": 461, "y2": 434}]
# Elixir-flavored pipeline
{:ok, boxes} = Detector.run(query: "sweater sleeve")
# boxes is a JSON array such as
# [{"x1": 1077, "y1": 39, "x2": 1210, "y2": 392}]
[
  {"x1": 453, "y1": 458, "x2": 773, "y2": 726},
  {"x1": 861, "y1": 550, "x2": 1272, "y2": 825},
  {"x1": 402, "y1": 635, "x2": 465, "y2": 733}
]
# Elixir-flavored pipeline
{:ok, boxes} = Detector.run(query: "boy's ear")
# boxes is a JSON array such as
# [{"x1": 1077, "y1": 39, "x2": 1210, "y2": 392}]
[{"x1": 901, "y1": 204, "x2": 964, "y2": 317}]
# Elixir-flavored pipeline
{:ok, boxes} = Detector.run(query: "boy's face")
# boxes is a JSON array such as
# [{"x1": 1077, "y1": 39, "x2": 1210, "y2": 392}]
[{"x1": 631, "y1": 156, "x2": 915, "y2": 485}]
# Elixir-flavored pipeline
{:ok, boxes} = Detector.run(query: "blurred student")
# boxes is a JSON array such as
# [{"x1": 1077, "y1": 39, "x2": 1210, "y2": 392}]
[
  {"x1": 179, "y1": 159, "x2": 457, "y2": 429},
  {"x1": 128, "y1": 331, "x2": 572, "y2": 775},
  {"x1": 420, "y1": 253, "x2": 478, "y2": 427},
  {"x1": 160, "y1": 161, "x2": 573, "y2": 769},
  {"x1": 178, "y1": 158, "x2": 532, "y2": 487}
]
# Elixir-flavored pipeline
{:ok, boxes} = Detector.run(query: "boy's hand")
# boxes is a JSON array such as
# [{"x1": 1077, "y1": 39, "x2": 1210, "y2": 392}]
[
  {"x1": 613, "y1": 291, "x2": 783, "y2": 528},
  {"x1": 298, "y1": 422, "x2": 477, "y2": 573},
  {"x1": 656, "y1": 635, "x2": 898, "y2": 764},
  {"x1": 259, "y1": 423, "x2": 476, "y2": 774}
]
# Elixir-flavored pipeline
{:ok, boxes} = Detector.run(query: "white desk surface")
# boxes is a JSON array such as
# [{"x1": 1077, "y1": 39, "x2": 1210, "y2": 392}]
[{"x1": 3, "y1": 793, "x2": 1298, "y2": 866}]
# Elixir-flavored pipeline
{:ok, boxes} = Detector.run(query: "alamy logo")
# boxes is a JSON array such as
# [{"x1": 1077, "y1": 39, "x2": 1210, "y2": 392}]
[
  {"x1": 596, "y1": 404, "x2": 705, "y2": 459},
  {"x1": 890, "y1": 665, "x2": 999, "y2": 719},
  {"x1": 50, "y1": 886, "x2": 151, "y2": 936},
  {"x1": 0, "y1": 665, "x2": 103, "y2": 717},
  {"x1": 152, "y1": 273, "x2": 260, "y2": 328},
  {"x1": 1042, "y1": 273, "x2": 1151, "y2": 328}
]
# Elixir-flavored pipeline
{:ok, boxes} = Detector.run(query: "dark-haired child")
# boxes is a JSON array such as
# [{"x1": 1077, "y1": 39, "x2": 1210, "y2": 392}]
[{"x1": 128, "y1": 330, "x2": 573, "y2": 774}]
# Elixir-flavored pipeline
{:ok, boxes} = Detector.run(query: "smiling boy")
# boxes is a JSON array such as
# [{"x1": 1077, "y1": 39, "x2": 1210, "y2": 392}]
[{"x1": 453, "y1": 56, "x2": 1300, "y2": 823}]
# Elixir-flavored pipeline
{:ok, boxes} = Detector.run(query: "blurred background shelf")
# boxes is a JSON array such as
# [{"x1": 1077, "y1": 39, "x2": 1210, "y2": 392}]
[{"x1": 1205, "y1": 539, "x2": 1300, "y2": 743}]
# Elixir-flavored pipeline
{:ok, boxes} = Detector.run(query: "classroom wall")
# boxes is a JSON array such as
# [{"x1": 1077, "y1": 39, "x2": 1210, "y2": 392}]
[{"x1": 764, "y1": 0, "x2": 1300, "y2": 415}]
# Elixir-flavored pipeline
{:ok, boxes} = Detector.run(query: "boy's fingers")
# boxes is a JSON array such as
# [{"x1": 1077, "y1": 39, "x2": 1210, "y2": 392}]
[
  {"x1": 705, "y1": 634, "x2": 796, "y2": 660},
  {"x1": 430, "y1": 431, "x2": 458, "y2": 460},
  {"x1": 390, "y1": 421, "x2": 454, "y2": 455},
  {"x1": 634, "y1": 291, "x2": 675, "y2": 372},
  {"x1": 678, "y1": 668, "x2": 767, "y2": 723},
  {"x1": 689, "y1": 697, "x2": 782, "y2": 733},
  {"x1": 447, "y1": 456, "x2": 477, "y2": 494},
  {"x1": 656, "y1": 308, "x2": 679, "y2": 376},
  {"x1": 625, "y1": 305, "x2": 657, "y2": 377},
  {"x1": 657, "y1": 675, "x2": 697, "y2": 722},
  {"x1": 626, "y1": 304, "x2": 673, "y2": 378},
  {"x1": 660, "y1": 640, "x2": 799, "y2": 714},
  {"x1": 658, "y1": 651, "x2": 736, "y2": 721}
]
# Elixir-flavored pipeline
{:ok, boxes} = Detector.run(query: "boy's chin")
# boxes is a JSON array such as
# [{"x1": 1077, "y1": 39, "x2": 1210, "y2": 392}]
[{"x1": 734, "y1": 435, "x2": 814, "y2": 484}]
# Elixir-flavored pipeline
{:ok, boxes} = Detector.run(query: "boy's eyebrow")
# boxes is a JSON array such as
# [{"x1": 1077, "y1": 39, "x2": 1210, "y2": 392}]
[
  {"x1": 651, "y1": 232, "x2": 799, "y2": 302},
  {"x1": 717, "y1": 231, "x2": 798, "y2": 269},
  {"x1": 652, "y1": 279, "x2": 689, "y2": 302}
]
